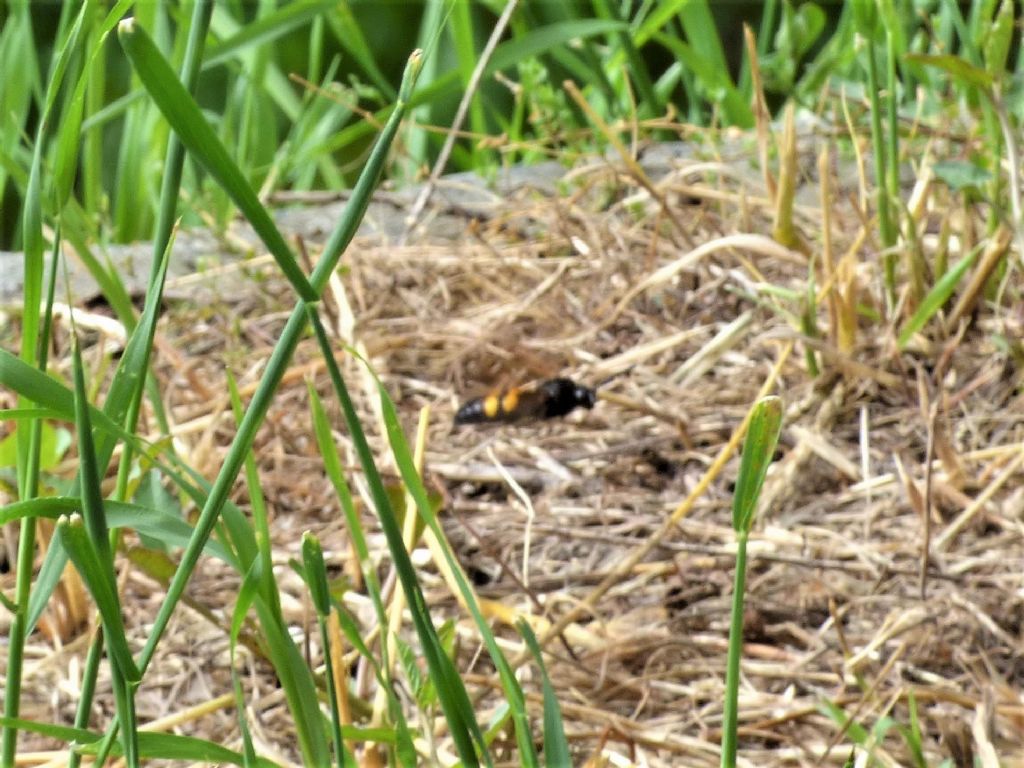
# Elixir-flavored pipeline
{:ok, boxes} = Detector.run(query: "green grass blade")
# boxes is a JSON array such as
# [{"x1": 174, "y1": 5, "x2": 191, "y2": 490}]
[
  {"x1": 486, "y1": 19, "x2": 626, "y2": 75},
  {"x1": 0, "y1": 497, "x2": 232, "y2": 563},
  {"x1": 117, "y1": 17, "x2": 316, "y2": 303},
  {"x1": 518, "y1": 621, "x2": 570, "y2": 768},
  {"x1": 2, "y1": 6, "x2": 93, "y2": 758},
  {"x1": 77, "y1": 729, "x2": 285, "y2": 766},
  {"x1": 228, "y1": 557, "x2": 262, "y2": 768},
  {"x1": 721, "y1": 525, "x2": 749, "y2": 768},
  {"x1": 203, "y1": 0, "x2": 335, "y2": 71},
  {"x1": 68, "y1": 335, "x2": 141, "y2": 738},
  {"x1": 128, "y1": 38, "x2": 422, "y2": 717},
  {"x1": 365, "y1": 353, "x2": 537, "y2": 766},
  {"x1": 722, "y1": 397, "x2": 784, "y2": 767},
  {"x1": 897, "y1": 245, "x2": 980, "y2": 349},
  {"x1": 592, "y1": 0, "x2": 660, "y2": 117},
  {"x1": 306, "y1": 312, "x2": 485, "y2": 767},
  {"x1": 70, "y1": 340, "x2": 115, "y2": 569},
  {"x1": 0, "y1": 350, "x2": 132, "y2": 446},
  {"x1": 226, "y1": 373, "x2": 330, "y2": 765},
  {"x1": 302, "y1": 533, "x2": 352, "y2": 768},
  {"x1": 323, "y1": 4, "x2": 397, "y2": 99},
  {"x1": 677, "y1": 0, "x2": 752, "y2": 126},
  {"x1": 731, "y1": 397, "x2": 784, "y2": 533},
  {"x1": 310, "y1": 382, "x2": 418, "y2": 763},
  {"x1": 55, "y1": 515, "x2": 139, "y2": 686},
  {"x1": 0, "y1": 716, "x2": 97, "y2": 747},
  {"x1": 60, "y1": 203, "x2": 137, "y2": 329},
  {"x1": 0, "y1": 5, "x2": 43, "y2": 227},
  {"x1": 308, "y1": 385, "x2": 385, "y2": 608}
]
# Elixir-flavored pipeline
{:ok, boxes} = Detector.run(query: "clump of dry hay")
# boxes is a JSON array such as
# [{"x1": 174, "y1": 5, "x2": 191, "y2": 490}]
[{"x1": 7, "y1": 137, "x2": 1023, "y2": 766}]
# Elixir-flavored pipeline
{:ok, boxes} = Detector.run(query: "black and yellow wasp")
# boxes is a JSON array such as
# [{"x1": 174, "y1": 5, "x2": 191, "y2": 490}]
[{"x1": 453, "y1": 377, "x2": 597, "y2": 426}]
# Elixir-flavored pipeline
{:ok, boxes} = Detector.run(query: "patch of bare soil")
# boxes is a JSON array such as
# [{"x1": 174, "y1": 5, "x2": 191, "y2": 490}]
[{"x1": 6, "y1": 140, "x2": 1023, "y2": 765}]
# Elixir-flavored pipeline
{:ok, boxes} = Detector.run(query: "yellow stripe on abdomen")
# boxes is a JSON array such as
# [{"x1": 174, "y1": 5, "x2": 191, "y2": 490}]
[
  {"x1": 500, "y1": 389, "x2": 520, "y2": 416},
  {"x1": 483, "y1": 395, "x2": 502, "y2": 419}
]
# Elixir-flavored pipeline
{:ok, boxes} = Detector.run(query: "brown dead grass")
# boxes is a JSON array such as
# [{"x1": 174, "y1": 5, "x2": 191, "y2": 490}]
[{"x1": 5, "y1": 138, "x2": 1024, "y2": 766}]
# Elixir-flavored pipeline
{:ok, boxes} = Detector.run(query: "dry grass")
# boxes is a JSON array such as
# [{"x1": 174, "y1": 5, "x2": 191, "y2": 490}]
[{"x1": 6, "y1": 136, "x2": 1024, "y2": 766}]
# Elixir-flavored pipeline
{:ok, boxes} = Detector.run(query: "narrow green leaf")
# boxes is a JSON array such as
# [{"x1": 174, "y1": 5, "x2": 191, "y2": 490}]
[
  {"x1": 204, "y1": 0, "x2": 335, "y2": 70},
  {"x1": 518, "y1": 621, "x2": 571, "y2": 768},
  {"x1": 732, "y1": 396, "x2": 784, "y2": 532},
  {"x1": 819, "y1": 700, "x2": 870, "y2": 743},
  {"x1": 117, "y1": 18, "x2": 316, "y2": 303},
  {"x1": 103, "y1": 50, "x2": 423, "y2": 768},
  {"x1": 306, "y1": 313, "x2": 485, "y2": 767},
  {"x1": 0, "y1": 421, "x2": 70, "y2": 471},
  {"x1": 931, "y1": 159, "x2": 992, "y2": 192},
  {"x1": 983, "y1": 0, "x2": 1014, "y2": 79},
  {"x1": 651, "y1": 32, "x2": 753, "y2": 127},
  {"x1": 71, "y1": 333, "x2": 113, "y2": 563},
  {"x1": 323, "y1": 3, "x2": 396, "y2": 98},
  {"x1": 897, "y1": 246, "x2": 980, "y2": 349},
  {"x1": 301, "y1": 533, "x2": 330, "y2": 616},
  {"x1": 0, "y1": 496, "x2": 232, "y2": 563},
  {"x1": 367, "y1": 353, "x2": 538, "y2": 767},
  {"x1": 55, "y1": 516, "x2": 140, "y2": 683},
  {"x1": 486, "y1": 19, "x2": 627, "y2": 74},
  {"x1": 904, "y1": 52, "x2": 994, "y2": 89},
  {"x1": 0, "y1": 716, "x2": 97, "y2": 745},
  {"x1": 226, "y1": 371, "x2": 329, "y2": 766},
  {"x1": 79, "y1": 729, "x2": 285, "y2": 766}
]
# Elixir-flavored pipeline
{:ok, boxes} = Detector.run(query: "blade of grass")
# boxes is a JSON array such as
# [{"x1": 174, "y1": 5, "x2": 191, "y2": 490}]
[
  {"x1": 56, "y1": 515, "x2": 141, "y2": 713},
  {"x1": 69, "y1": 326, "x2": 141, "y2": 764},
  {"x1": 118, "y1": 18, "x2": 317, "y2": 303},
  {"x1": 592, "y1": 0, "x2": 659, "y2": 118},
  {"x1": 360, "y1": 348, "x2": 539, "y2": 766},
  {"x1": 302, "y1": 534, "x2": 353, "y2": 768},
  {"x1": 0, "y1": 3, "x2": 42, "y2": 229},
  {"x1": 308, "y1": 384, "x2": 417, "y2": 763},
  {"x1": 111, "y1": 49, "x2": 422, "y2": 749},
  {"x1": 227, "y1": 560, "x2": 260, "y2": 768},
  {"x1": 323, "y1": 4, "x2": 397, "y2": 99},
  {"x1": 203, "y1": 0, "x2": 334, "y2": 72},
  {"x1": 721, "y1": 396, "x2": 783, "y2": 768},
  {"x1": 486, "y1": 18, "x2": 625, "y2": 75},
  {"x1": 897, "y1": 244, "x2": 980, "y2": 349},
  {"x1": 0, "y1": 497, "x2": 232, "y2": 562},
  {"x1": 2, "y1": 3, "x2": 94, "y2": 760},
  {"x1": 518, "y1": 621, "x2": 570, "y2": 767},
  {"x1": 226, "y1": 373, "x2": 329, "y2": 764},
  {"x1": 306, "y1": 311, "x2": 487, "y2": 767}
]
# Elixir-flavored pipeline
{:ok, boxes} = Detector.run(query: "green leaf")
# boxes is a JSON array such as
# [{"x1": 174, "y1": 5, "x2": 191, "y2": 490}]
[
  {"x1": 0, "y1": 496, "x2": 232, "y2": 563},
  {"x1": 117, "y1": 18, "x2": 316, "y2": 303},
  {"x1": 0, "y1": 421, "x2": 70, "y2": 471},
  {"x1": 486, "y1": 19, "x2": 627, "y2": 74},
  {"x1": 931, "y1": 160, "x2": 992, "y2": 192},
  {"x1": 983, "y1": 0, "x2": 1014, "y2": 80},
  {"x1": 300, "y1": 532, "x2": 331, "y2": 616},
  {"x1": 897, "y1": 246, "x2": 980, "y2": 349},
  {"x1": 76, "y1": 729, "x2": 284, "y2": 766},
  {"x1": 651, "y1": 32, "x2": 753, "y2": 127},
  {"x1": 904, "y1": 53, "x2": 993, "y2": 90},
  {"x1": 204, "y1": 0, "x2": 335, "y2": 71},
  {"x1": 518, "y1": 621, "x2": 571, "y2": 768},
  {"x1": 851, "y1": 0, "x2": 879, "y2": 39},
  {"x1": 56, "y1": 516, "x2": 140, "y2": 684},
  {"x1": 0, "y1": 716, "x2": 97, "y2": 746},
  {"x1": 306, "y1": 312, "x2": 487, "y2": 767},
  {"x1": 732, "y1": 396, "x2": 784, "y2": 532},
  {"x1": 819, "y1": 700, "x2": 870, "y2": 744}
]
